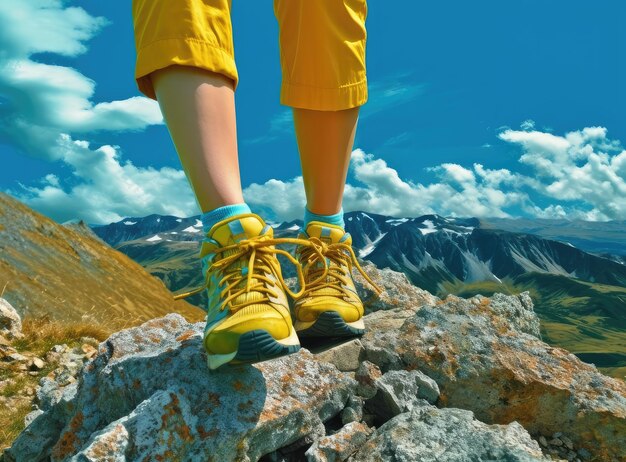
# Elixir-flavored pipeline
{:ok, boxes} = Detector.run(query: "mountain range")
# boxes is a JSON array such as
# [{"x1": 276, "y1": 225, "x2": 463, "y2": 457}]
[{"x1": 90, "y1": 211, "x2": 626, "y2": 378}]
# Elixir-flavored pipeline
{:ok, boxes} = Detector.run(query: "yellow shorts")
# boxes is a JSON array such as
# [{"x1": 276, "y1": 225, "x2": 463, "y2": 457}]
[{"x1": 132, "y1": 0, "x2": 368, "y2": 111}]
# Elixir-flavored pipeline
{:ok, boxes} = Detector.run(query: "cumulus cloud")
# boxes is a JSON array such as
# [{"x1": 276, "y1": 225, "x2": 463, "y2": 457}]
[
  {"x1": 1, "y1": 0, "x2": 193, "y2": 224},
  {"x1": 244, "y1": 125, "x2": 626, "y2": 222},
  {"x1": 499, "y1": 126, "x2": 626, "y2": 220},
  {"x1": 11, "y1": 134, "x2": 197, "y2": 224},
  {"x1": 0, "y1": 0, "x2": 163, "y2": 160},
  {"x1": 243, "y1": 149, "x2": 529, "y2": 221}
]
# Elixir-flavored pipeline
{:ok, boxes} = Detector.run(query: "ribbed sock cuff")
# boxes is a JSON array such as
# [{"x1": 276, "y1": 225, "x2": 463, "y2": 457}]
[
  {"x1": 201, "y1": 203, "x2": 251, "y2": 233},
  {"x1": 303, "y1": 206, "x2": 345, "y2": 230}
]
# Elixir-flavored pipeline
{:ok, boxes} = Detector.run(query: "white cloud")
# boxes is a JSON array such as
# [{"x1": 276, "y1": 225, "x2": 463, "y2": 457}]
[
  {"x1": 0, "y1": 0, "x2": 163, "y2": 160},
  {"x1": 243, "y1": 125, "x2": 626, "y2": 222},
  {"x1": 11, "y1": 134, "x2": 197, "y2": 224},
  {"x1": 499, "y1": 126, "x2": 626, "y2": 220},
  {"x1": 520, "y1": 119, "x2": 536, "y2": 131},
  {"x1": 1, "y1": 0, "x2": 187, "y2": 224},
  {"x1": 243, "y1": 149, "x2": 528, "y2": 221}
]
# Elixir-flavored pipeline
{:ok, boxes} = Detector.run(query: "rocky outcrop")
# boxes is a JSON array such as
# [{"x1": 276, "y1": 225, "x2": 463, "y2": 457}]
[
  {"x1": 0, "y1": 298, "x2": 23, "y2": 340},
  {"x1": 4, "y1": 263, "x2": 625, "y2": 462},
  {"x1": 5, "y1": 314, "x2": 354, "y2": 462},
  {"x1": 360, "y1": 292, "x2": 626, "y2": 461},
  {"x1": 352, "y1": 405, "x2": 550, "y2": 462}
]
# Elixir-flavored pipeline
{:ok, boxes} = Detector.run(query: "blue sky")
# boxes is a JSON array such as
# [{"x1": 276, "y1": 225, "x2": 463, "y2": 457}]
[{"x1": 1, "y1": 0, "x2": 625, "y2": 223}]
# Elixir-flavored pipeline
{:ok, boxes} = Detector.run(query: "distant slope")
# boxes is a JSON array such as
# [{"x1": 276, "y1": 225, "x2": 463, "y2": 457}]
[
  {"x1": 0, "y1": 193, "x2": 204, "y2": 329},
  {"x1": 480, "y1": 217, "x2": 626, "y2": 256}
]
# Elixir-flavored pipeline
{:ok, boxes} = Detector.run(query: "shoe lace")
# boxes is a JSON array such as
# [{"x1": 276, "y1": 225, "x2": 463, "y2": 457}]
[
  {"x1": 173, "y1": 235, "x2": 323, "y2": 312},
  {"x1": 297, "y1": 236, "x2": 383, "y2": 299}
]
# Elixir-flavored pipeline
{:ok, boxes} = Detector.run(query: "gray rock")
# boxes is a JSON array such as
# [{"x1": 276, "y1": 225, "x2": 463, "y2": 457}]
[
  {"x1": 23, "y1": 410, "x2": 44, "y2": 428},
  {"x1": 306, "y1": 421, "x2": 373, "y2": 462},
  {"x1": 365, "y1": 370, "x2": 431, "y2": 423},
  {"x1": 352, "y1": 261, "x2": 440, "y2": 314},
  {"x1": 5, "y1": 313, "x2": 355, "y2": 462},
  {"x1": 340, "y1": 395, "x2": 364, "y2": 425},
  {"x1": 0, "y1": 298, "x2": 23, "y2": 340},
  {"x1": 5, "y1": 352, "x2": 28, "y2": 363},
  {"x1": 29, "y1": 358, "x2": 45, "y2": 371},
  {"x1": 412, "y1": 369, "x2": 440, "y2": 403},
  {"x1": 354, "y1": 361, "x2": 382, "y2": 399},
  {"x1": 71, "y1": 423, "x2": 128, "y2": 462},
  {"x1": 360, "y1": 292, "x2": 626, "y2": 460},
  {"x1": 351, "y1": 405, "x2": 550, "y2": 462},
  {"x1": 315, "y1": 339, "x2": 364, "y2": 372}
]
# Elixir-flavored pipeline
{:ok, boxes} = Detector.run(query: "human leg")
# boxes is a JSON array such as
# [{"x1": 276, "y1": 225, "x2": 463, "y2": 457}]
[
  {"x1": 273, "y1": 0, "x2": 381, "y2": 337},
  {"x1": 132, "y1": 0, "x2": 308, "y2": 368}
]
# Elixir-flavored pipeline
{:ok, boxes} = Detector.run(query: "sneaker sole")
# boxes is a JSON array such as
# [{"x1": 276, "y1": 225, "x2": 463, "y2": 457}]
[
  {"x1": 206, "y1": 328, "x2": 301, "y2": 370},
  {"x1": 295, "y1": 311, "x2": 365, "y2": 338}
]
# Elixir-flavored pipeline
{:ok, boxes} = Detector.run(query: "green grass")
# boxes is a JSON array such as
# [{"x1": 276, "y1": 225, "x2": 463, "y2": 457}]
[{"x1": 0, "y1": 316, "x2": 112, "y2": 449}]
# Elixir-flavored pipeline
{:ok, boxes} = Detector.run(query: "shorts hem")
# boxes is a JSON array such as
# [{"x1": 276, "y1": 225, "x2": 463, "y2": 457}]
[
  {"x1": 280, "y1": 78, "x2": 368, "y2": 110},
  {"x1": 135, "y1": 37, "x2": 239, "y2": 100}
]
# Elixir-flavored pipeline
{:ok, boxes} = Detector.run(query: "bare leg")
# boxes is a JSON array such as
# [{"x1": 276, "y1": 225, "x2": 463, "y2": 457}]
[
  {"x1": 152, "y1": 65, "x2": 244, "y2": 213},
  {"x1": 293, "y1": 107, "x2": 360, "y2": 215}
]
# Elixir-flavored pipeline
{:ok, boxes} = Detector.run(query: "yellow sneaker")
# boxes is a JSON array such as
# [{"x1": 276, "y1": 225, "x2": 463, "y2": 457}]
[
  {"x1": 174, "y1": 213, "x2": 312, "y2": 370},
  {"x1": 293, "y1": 221, "x2": 383, "y2": 338}
]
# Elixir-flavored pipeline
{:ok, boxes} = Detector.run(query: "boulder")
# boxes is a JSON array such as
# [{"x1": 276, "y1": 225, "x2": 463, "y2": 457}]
[
  {"x1": 365, "y1": 370, "x2": 432, "y2": 423},
  {"x1": 4, "y1": 313, "x2": 355, "y2": 462},
  {"x1": 360, "y1": 292, "x2": 626, "y2": 461},
  {"x1": 305, "y1": 421, "x2": 373, "y2": 462},
  {"x1": 351, "y1": 405, "x2": 550, "y2": 462},
  {"x1": 0, "y1": 298, "x2": 23, "y2": 340},
  {"x1": 353, "y1": 260, "x2": 440, "y2": 314}
]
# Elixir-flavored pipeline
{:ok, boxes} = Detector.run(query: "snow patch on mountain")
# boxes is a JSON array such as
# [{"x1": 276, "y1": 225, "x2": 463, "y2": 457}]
[
  {"x1": 146, "y1": 234, "x2": 162, "y2": 242},
  {"x1": 419, "y1": 220, "x2": 438, "y2": 235},
  {"x1": 359, "y1": 232, "x2": 388, "y2": 258}
]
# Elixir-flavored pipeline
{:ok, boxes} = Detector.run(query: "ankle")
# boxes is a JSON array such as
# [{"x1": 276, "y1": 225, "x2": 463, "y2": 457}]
[
  {"x1": 201, "y1": 203, "x2": 252, "y2": 233},
  {"x1": 303, "y1": 205, "x2": 345, "y2": 230}
]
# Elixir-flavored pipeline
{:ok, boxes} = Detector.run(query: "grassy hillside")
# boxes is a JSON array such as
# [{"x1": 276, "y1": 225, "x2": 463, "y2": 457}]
[{"x1": 0, "y1": 193, "x2": 205, "y2": 330}]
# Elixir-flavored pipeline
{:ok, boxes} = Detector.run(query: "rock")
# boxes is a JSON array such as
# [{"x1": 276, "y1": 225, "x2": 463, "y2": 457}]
[
  {"x1": 29, "y1": 357, "x2": 45, "y2": 371},
  {"x1": 360, "y1": 292, "x2": 626, "y2": 461},
  {"x1": 305, "y1": 421, "x2": 373, "y2": 462},
  {"x1": 365, "y1": 370, "x2": 431, "y2": 423},
  {"x1": 5, "y1": 352, "x2": 28, "y2": 363},
  {"x1": 5, "y1": 313, "x2": 355, "y2": 462},
  {"x1": 340, "y1": 395, "x2": 364, "y2": 425},
  {"x1": 412, "y1": 369, "x2": 440, "y2": 404},
  {"x1": 354, "y1": 361, "x2": 382, "y2": 399},
  {"x1": 352, "y1": 405, "x2": 550, "y2": 461},
  {"x1": 0, "y1": 298, "x2": 23, "y2": 340},
  {"x1": 24, "y1": 409, "x2": 44, "y2": 428},
  {"x1": 80, "y1": 344, "x2": 97, "y2": 359},
  {"x1": 352, "y1": 260, "x2": 440, "y2": 314},
  {"x1": 315, "y1": 339, "x2": 364, "y2": 372}
]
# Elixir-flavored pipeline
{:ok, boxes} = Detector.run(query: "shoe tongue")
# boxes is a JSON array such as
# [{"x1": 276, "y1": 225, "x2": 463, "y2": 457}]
[
  {"x1": 298, "y1": 222, "x2": 352, "y2": 298},
  {"x1": 208, "y1": 214, "x2": 268, "y2": 247},
  {"x1": 203, "y1": 213, "x2": 273, "y2": 312},
  {"x1": 300, "y1": 221, "x2": 349, "y2": 244}
]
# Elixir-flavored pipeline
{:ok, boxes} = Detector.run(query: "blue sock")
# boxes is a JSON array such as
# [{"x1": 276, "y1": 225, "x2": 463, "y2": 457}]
[
  {"x1": 303, "y1": 205, "x2": 345, "y2": 230},
  {"x1": 201, "y1": 203, "x2": 252, "y2": 233}
]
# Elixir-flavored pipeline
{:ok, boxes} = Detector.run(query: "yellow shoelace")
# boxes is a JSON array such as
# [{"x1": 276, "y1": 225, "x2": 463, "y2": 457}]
[
  {"x1": 296, "y1": 236, "x2": 384, "y2": 299},
  {"x1": 173, "y1": 235, "x2": 325, "y2": 313}
]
